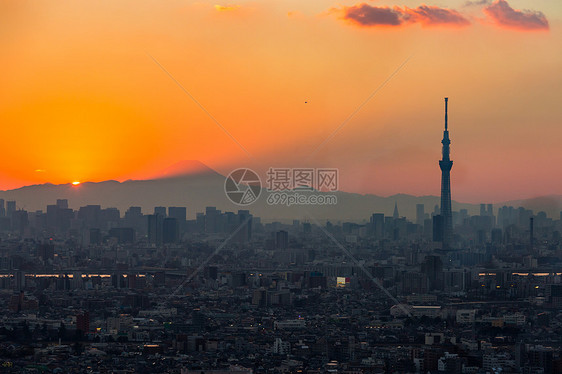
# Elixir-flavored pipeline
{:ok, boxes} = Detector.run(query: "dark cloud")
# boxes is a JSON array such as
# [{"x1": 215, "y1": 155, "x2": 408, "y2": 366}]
[
  {"x1": 404, "y1": 5, "x2": 470, "y2": 26},
  {"x1": 343, "y1": 4, "x2": 403, "y2": 26},
  {"x1": 484, "y1": 0, "x2": 549, "y2": 30}
]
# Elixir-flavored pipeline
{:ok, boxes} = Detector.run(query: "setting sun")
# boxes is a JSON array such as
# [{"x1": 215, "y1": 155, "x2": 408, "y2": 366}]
[{"x1": 72, "y1": 181, "x2": 81, "y2": 185}]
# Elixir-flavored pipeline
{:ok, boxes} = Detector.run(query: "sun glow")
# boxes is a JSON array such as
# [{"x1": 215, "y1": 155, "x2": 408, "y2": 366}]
[{"x1": 72, "y1": 181, "x2": 80, "y2": 185}]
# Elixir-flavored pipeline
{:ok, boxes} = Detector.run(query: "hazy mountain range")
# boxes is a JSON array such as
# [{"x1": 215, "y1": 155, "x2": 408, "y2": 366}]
[{"x1": 0, "y1": 161, "x2": 560, "y2": 222}]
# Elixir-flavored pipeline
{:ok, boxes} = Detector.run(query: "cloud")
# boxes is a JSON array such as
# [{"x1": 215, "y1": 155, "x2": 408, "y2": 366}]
[
  {"x1": 338, "y1": 3, "x2": 469, "y2": 28},
  {"x1": 403, "y1": 5, "x2": 470, "y2": 26},
  {"x1": 214, "y1": 4, "x2": 240, "y2": 12},
  {"x1": 484, "y1": 0, "x2": 549, "y2": 31},
  {"x1": 342, "y1": 4, "x2": 403, "y2": 26}
]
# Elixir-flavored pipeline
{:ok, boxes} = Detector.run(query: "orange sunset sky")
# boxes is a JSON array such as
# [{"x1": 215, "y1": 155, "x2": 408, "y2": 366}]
[{"x1": 0, "y1": 0, "x2": 561, "y2": 203}]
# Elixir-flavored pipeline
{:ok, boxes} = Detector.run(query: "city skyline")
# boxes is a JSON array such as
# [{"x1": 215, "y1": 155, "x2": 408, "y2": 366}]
[{"x1": 1, "y1": 0, "x2": 561, "y2": 204}]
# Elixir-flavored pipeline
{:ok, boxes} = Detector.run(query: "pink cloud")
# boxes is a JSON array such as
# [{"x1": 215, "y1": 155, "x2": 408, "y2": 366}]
[
  {"x1": 484, "y1": 0, "x2": 549, "y2": 31},
  {"x1": 338, "y1": 3, "x2": 470, "y2": 28},
  {"x1": 403, "y1": 5, "x2": 470, "y2": 27},
  {"x1": 342, "y1": 4, "x2": 403, "y2": 27}
]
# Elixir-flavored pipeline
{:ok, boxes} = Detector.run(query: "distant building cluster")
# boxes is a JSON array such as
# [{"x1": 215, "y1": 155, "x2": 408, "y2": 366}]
[
  {"x1": 0, "y1": 196, "x2": 561, "y2": 372},
  {"x1": 0, "y1": 198, "x2": 256, "y2": 246}
]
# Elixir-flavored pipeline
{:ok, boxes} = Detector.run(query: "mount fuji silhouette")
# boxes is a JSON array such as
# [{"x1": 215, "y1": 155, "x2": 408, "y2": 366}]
[{"x1": 1, "y1": 160, "x2": 557, "y2": 221}]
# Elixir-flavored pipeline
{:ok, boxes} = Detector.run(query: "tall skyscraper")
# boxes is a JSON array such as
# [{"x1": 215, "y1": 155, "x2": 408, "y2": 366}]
[
  {"x1": 147, "y1": 214, "x2": 163, "y2": 245},
  {"x1": 154, "y1": 206, "x2": 167, "y2": 217},
  {"x1": 6, "y1": 201, "x2": 16, "y2": 219},
  {"x1": 480, "y1": 204, "x2": 486, "y2": 216},
  {"x1": 370, "y1": 213, "x2": 384, "y2": 239},
  {"x1": 57, "y1": 199, "x2": 68, "y2": 209},
  {"x1": 168, "y1": 206, "x2": 187, "y2": 233},
  {"x1": 416, "y1": 204, "x2": 425, "y2": 226},
  {"x1": 168, "y1": 207, "x2": 187, "y2": 221},
  {"x1": 439, "y1": 98, "x2": 453, "y2": 249},
  {"x1": 236, "y1": 209, "x2": 253, "y2": 242}
]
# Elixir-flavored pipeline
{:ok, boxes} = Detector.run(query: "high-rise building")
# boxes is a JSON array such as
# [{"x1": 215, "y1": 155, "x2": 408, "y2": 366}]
[
  {"x1": 487, "y1": 204, "x2": 495, "y2": 226},
  {"x1": 163, "y1": 217, "x2": 179, "y2": 244},
  {"x1": 78, "y1": 205, "x2": 101, "y2": 228},
  {"x1": 56, "y1": 199, "x2": 68, "y2": 209},
  {"x1": 6, "y1": 201, "x2": 16, "y2": 219},
  {"x1": 491, "y1": 228, "x2": 502, "y2": 244},
  {"x1": 480, "y1": 204, "x2": 486, "y2": 216},
  {"x1": 433, "y1": 204, "x2": 440, "y2": 216},
  {"x1": 147, "y1": 214, "x2": 163, "y2": 245},
  {"x1": 196, "y1": 212, "x2": 205, "y2": 233},
  {"x1": 236, "y1": 210, "x2": 252, "y2": 242},
  {"x1": 424, "y1": 218, "x2": 433, "y2": 239},
  {"x1": 205, "y1": 207, "x2": 221, "y2": 233},
  {"x1": 154, "y1": 206, "x2": 167, "y2": 217},
  {"x1": 101, "y1": 208, "x2": 120, "y2": 226},
  {"x1": 46, "y1": 202, "x2": 74, "y2": 233},
  {"x1": 421, "y1": 255, "x2": 444, "y2": 291},
  {"x1": 124, "y1": 206, "x2": 144, "y2": 234},
  {"x1": 275, "y1": 230, "x2": 289, "y2": 249},
  {"x1": 370, "y1": 213, "x2": 384, "y2": 239},
  {"x1": 168, "y1": 207, "x2": 186, "y2": 221},
  {"x1": 12, "y1": 210, "x2": 28, "y2": 235},
  {"x1": 459, "y1": 209, "x2": 468, "y2": 225},
  {"x1": 46, "y1": 205, "x2": 58, "y2": 230},
  {"x1": 168, "y1": 207, "x2": 187, "y2": 233},
  {"x1": 416, "y1": 204, "x2": 425, "y2": 226},
  {"x1": 126, "y1": 206, "x2": 142, "y2": 217},
  {"x1": 439, "y1": 98, "x2": 453, "y2": 249}
]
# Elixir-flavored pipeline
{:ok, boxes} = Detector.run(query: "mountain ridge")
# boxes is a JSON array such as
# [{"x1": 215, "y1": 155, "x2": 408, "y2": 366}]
[{"x1": 0, "y1": 161, "x2": 560, "y2": 221}]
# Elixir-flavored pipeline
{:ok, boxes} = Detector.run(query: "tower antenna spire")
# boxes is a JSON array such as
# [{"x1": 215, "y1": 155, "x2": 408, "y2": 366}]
[{"x1": 445, "y1": 97, "x2": 448, "y2": 131}]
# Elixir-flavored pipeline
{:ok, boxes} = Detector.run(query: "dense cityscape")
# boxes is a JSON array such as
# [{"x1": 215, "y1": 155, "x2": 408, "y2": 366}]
[{"x1": 0, "y1": 194, "x2": 561, "y2": 373}]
